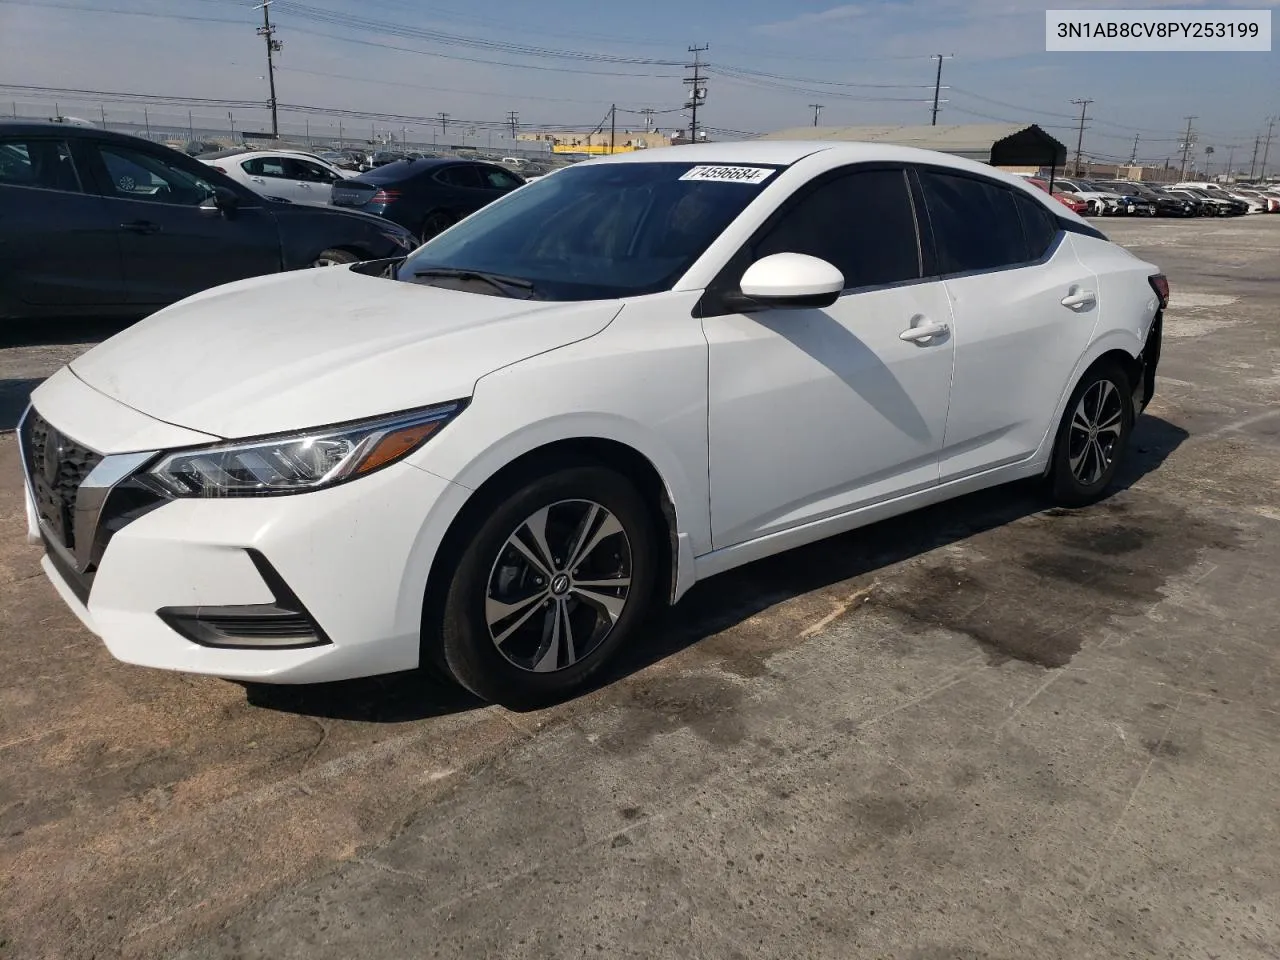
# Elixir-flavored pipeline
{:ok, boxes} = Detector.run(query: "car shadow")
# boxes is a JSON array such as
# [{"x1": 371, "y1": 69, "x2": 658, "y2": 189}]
[
  {"x1": 243, "y1": 413, "x2": 1188, "y2": 722},
  {"x1": 0, "y1": 379, "x2": 44, "y2": 432}
]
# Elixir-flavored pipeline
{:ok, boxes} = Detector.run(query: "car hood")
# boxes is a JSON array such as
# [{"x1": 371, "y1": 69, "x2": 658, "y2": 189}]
[{"x1": 69, "y1": 267, "x2": 622, "y2": 440}]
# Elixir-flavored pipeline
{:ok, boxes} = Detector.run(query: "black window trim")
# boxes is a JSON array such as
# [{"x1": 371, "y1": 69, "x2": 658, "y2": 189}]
[
  {"x1": 908, "y1": 161, "x2": 1076, "y2": 280},
  {"x1": 0, "y1": 134, "x2": 84, "y2": 196},
  {"x1": 698, "y1": 160, "x2": 930, "y2": 319}
]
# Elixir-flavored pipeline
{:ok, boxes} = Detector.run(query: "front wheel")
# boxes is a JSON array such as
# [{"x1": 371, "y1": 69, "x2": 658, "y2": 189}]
[
  {"x1": 310, "y1": 248, "x2": 361, "y2": 267},
  {"x1": 1047, "y1": 362, "x2": 1135, "y2": 507},
  {"x1": 432, "y1": 465, "x2": 658, "y2": 708}
]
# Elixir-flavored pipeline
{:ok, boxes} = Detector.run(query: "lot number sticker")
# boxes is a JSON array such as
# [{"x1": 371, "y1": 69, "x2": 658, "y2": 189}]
[{"x1": 679, "y1": 165, "x2": 775, "y2": 184}]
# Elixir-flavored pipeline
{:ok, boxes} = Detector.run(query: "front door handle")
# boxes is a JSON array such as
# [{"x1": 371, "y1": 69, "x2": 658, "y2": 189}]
[
  {"x1": 900, "y1": 319, "x2": 950, "y2": 344},
  {"x1": 1061, "y1": 288, "x2": 1097, "y2": 309},
  {"x1": 119, "y1": 220, "x2": 161, "y2": 235}
]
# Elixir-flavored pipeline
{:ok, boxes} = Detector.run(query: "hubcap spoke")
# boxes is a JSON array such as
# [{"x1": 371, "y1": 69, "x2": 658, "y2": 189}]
[
  {"x1": 569, "y1": 511, "x2": 624, "y2": 571},
  {"x1": 571, "y1": 575, "x2": 631, "y2": 590},
  {"x1": 571, "y1": 586, "x2": 626, "y2": 624},
  {"x1": 488, "y1": 591, "x2": 550, "y2": 647}
]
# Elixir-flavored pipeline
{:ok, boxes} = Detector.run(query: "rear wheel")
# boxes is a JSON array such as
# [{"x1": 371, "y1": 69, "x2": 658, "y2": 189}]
[
  {"x1": 432, "y1": 465, "x2": 657, "y2": 708},
  {"x1": 420, "y1": 210, "x2": 456, "y2": 242},
  {"x1": 1048, "y1": 361, "x2": 1135, "y2": 507}
]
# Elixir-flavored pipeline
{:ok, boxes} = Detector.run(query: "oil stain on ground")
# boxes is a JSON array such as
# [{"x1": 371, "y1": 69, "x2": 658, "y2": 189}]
[{"x1": 869, "y1": 496, "x2": 1240, "y2": 668}]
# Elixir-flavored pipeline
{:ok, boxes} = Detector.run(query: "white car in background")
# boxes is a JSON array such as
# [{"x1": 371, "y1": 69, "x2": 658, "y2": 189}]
[
  {"x1": 200, "y1": 149, "x2": 355, "y2": 205},
  {"x1": 1174, "y1": 181, "x2": 1265, "y2": 213},
  {"x1": 1049, "y1": 177, "x2": 1126, "y2": 215},
  {"x1": 20, "y1": 141, "x2": 1167, "y2": 708}
]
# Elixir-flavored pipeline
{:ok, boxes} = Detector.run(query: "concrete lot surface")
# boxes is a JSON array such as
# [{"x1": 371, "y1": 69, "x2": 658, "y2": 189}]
[{"x1": 1, "y1": 217, "x2": 1278, "y2": 960}]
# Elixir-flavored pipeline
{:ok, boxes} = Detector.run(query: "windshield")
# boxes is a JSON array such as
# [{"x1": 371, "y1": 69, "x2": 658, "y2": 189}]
[{"x1": 396, "y1": 161, "x2": 781, "y2": 301}]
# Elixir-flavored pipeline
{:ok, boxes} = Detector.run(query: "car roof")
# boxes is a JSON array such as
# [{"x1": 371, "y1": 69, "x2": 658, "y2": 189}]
[{"x1": 0, "y1": 119, "x2": 178, "y2": 146}]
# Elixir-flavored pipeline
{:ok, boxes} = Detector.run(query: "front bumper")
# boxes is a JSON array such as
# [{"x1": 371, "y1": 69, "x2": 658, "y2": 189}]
[{"x1": 20, "y1": 391, "x2": 471, "y2": 684}]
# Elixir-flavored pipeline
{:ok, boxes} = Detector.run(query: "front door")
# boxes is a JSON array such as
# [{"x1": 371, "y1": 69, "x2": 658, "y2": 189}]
[
  {"x1": 703, "y1": 166, "x2": 955, "y2": 550},
  {"x1": 86, "y1": 142, "x2": 282, "y2": 307}
]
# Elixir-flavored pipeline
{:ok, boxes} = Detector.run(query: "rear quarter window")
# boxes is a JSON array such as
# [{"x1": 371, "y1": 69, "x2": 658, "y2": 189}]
[{"x1": 918, "y1": 169, "x2": 1026, "y2": 274}]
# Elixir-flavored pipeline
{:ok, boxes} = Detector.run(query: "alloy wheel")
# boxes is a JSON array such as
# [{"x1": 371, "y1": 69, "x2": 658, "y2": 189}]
[
  {"x1": 1067, "y1": 378, "x2": 1124, "y2": 486},
  {"x1": 484, "y1": 499, "x2": 633, "y2": 673}
]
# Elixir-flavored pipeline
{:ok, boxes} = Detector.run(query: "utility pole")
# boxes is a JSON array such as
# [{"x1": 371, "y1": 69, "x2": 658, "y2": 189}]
[
  {"x1": 144, "y1": 106, "x2": 151, "y2": 139},
  {"x1": 1249, "y1": 135, "x2": 1261, "y2": 179},
  {"x1": 255, "y1": 1, "x2": 282, "y2": 139},
  {"x1": 507, "y1": 110, "x2": 518, "y2": 139},
  {"x1": 229, "y1": 110, "x2": 236, "y2": 141},
  {"x1": 1178, "y1": 116, "x2": 1197, "y2": 180},
  {"x1": 641, "y1": 107, "x2": 655, "y2": 132},
  {"x1": 1261, "y1": 116, "x2": 1276, "y2": 180},
  {"x1": 609, "y1": 103, "x2": 616, "y2": 154},
  {"x1": 1226, "y1": 142, "x2": 1236, "y2": 179},
  {"x1": 809, "y1": 103, "x2": 824, "y2": 127},
  {"x1": 930, "y1": 54, "x2": 953, "y2": 126},
  {"x1": 188, "y1": 109, "x2": 194, "y2": 142},
  {"x1": 1129, "y1": 133, "x2": 1140, "y2": 164},
  {"x1": 99, "y1": 104, "x2": 106, "y2": 129},
  {"x1": 685, "y1": 44, "x2": 709, "y2": 143},
  {"x1": 1070, "y1": 98, "x2": 1093, "y2": 176},
  {"x1": 438, "y1": 112, "x2": 450, "y2": 139}
]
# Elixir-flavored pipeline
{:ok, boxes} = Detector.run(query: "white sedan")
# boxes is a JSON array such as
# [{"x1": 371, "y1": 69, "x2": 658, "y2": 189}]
[
  {"x1": 200, "y1": 149, "x2": 354, "y2": 205},
  {"x1": 21, "y1": 141, "x2": 1167, "y2": 707}
]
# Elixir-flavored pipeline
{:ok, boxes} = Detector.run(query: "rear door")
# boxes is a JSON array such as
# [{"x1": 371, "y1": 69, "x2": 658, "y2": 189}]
[
  {"x1": 82, "y1": 140, "x2": 281, "y2": 307},
  {"x1": 0, "y1": 135, "x2": 126, "y2": 307},
  {"x1": 913, "y1": 167, "x2": 1100, "y2": 482}
]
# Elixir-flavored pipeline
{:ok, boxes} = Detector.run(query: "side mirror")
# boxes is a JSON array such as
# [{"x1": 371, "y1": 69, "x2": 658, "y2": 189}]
[
  {"x1": 201, "y1": 185, "x2": 242, "y2": 218},
  {"x1": 736, "y1": 253, "x2": 844, "y2": 310}
]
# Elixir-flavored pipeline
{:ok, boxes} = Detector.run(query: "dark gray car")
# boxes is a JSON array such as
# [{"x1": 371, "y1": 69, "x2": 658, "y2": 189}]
[{"x1": 0, "y1": 122, "x2": 417, "y2": 321}]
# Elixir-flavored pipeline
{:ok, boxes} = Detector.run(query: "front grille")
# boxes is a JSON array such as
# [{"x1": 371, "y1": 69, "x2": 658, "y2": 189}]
[{"x1": 21, "y1": 409, "x2": 103, "y2": 551}]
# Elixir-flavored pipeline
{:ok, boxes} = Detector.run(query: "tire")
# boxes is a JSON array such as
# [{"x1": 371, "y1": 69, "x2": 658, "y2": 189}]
[
  {"x1": 420, "y1": 210, "x2": 456, "y2": 242},
  {"x1": 310, "y1": 248, "x2": 361, "y2": 267},
  {"x1": 1047, "y1": 361, "x2": 1135, "y2": 507},
  {"x1": 432, "y1": 464, "x2": 658, "y2": 709}
]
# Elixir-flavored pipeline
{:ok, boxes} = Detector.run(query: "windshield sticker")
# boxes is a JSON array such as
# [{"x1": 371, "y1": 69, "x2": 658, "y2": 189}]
[{"x1": 679, "y1": 165, "x2": 775, "y2": 185}]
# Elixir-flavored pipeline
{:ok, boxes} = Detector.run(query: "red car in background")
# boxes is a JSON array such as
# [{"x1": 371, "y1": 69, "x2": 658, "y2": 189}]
[{"x1": 1027, "y1": 177, "x2": 1089, "y2": 215}]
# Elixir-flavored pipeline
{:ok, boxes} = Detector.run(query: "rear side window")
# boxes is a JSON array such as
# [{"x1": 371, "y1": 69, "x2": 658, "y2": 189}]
[
  {"x1": 0, "y1": 138, "x2": 81, "y2": 192},
  {"x1": 242, "y1": 157, "x2": 288, "y2": 178},
  {"x1": 918, "y1": 170, "x2": 1026, "y2": 274},
  {"x1": 437, "y1": 165, "x2": 483, "y2": 188},
  {"x1": 753, "y1": 168, "x2": 922, "y2": 290},
  {"x1": 478, "y1": 166, "x2": 523, "y2": 190},
  {"x1": 1012, "y1": 191, "x2": 1059, "y2": 261}
]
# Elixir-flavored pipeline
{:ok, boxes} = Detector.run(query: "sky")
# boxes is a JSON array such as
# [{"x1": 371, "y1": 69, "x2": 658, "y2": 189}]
[{"x1": 0, "y1": 0, "x2": 1277, "y2": 166}]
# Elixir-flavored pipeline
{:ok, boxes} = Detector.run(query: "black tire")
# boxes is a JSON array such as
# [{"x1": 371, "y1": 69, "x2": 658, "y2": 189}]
[
  {"x1": 432, "y1": 464, "x2": 658, "y2": 709},
  {"x1": 420, "y1": 210, "x2": 456, "y2": 242},
  {"x1": 310, "y1": 248, "x2": 361, "y2": 267},
  {"x1": 1048, "y1": 361, "x2": 1135, "y2": 507}
]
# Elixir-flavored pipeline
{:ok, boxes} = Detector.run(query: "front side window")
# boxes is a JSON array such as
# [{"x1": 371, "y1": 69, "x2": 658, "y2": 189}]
[
  {"x1": 479, "y1": 166, "x2": 522, "y2": 190},
  {"x1": 918, "y1": 170, "x2": 1027, "y2": 274},
  {"x1": 399, "y1": 161, "x2": 779, "y2": 301},
  {"x1": 436, "y1": 165, "x2": 483, "y2": 189},
  {"x1": 751, "y1": 168, "x2": 922, "y2": 290},
  {"x1": 288, "y1": 158, "x2": 335, "y2": 183},
  {"x1": 98, "y1": 145, "x2": 216, "y2": 205},
  {"x1": 0, "y1": 138, "x2": 81, "y2": 192}
]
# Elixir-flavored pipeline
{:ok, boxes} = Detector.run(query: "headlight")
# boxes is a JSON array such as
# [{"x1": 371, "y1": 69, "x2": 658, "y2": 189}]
[{"x1": 142, "y1": 401, "x2": 465, "y2": 498}]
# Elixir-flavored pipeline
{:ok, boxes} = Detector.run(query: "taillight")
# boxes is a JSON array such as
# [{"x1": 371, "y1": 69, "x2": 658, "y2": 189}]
[
  {"x1": 1148, "y1": 273, "x2": 1169, "y2": 309},
  {"x1": 370, "y1": 189, "x2": 401, "y2": 204}
]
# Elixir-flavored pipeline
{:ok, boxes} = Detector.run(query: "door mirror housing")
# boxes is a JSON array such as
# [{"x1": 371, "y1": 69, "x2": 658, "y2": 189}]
[
  {"x1": 737, "y1": 253, "x2": 844, "y2": 309},
  {"x1": 209, "y1": 185, "x2": 242, "y2": 215}
]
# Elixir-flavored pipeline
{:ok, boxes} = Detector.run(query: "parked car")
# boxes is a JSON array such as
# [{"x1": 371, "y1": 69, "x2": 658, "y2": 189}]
[
  {"x1": 1175, "y1": 181, "x2": 1265, "y2": 214},
  {"x1": 331, "y1": 157, "x2": 525, "y2": 240},
  {"x1": 1027, "y1": 178, "x2": 1089, "y2": 214},
  {"x1": 1096, "y1": 181, "x2": 1196, "y2": 217},
  {"x1": 199, "y1": 148, "x2": 355, "y2": 205},
  {"x1": 1047, "y1": 177, "x2": 1122, "y2": 216},
  {"x1": 20, "y1": 142, "x2": 1166, "y2": 708},
  {"x1": 1171, "y1": 187, "x2": 1245, "y2": 216},
  {"x1": 0, "y1": 122, "x2": 417, "y2": 320}
]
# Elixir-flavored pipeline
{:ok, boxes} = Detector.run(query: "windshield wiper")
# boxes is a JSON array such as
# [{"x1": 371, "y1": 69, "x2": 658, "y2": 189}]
[{"x1": 412, "y1": 267, "x2": 539, "y2": 298}]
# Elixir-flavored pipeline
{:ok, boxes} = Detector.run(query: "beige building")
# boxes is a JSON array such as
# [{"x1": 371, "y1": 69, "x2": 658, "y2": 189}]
[{"x1": 517, "y1": 130, "x2": 672, "y2": 154}]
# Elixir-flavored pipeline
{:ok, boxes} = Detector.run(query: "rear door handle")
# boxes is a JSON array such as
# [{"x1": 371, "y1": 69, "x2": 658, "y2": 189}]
[
  {"x1": 900, "y1": 319, "x2": 950, "y2": 344},
  {"x1": 1061, "y1": 289, "x2": 1096, "y2": 309},
  {"x1": 119, "y1": 220, "x2": 161, "y2": 235}
]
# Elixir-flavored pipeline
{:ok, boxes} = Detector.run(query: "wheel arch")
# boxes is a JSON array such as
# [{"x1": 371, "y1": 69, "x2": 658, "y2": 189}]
[{"x1": 416, "y1": 434, "x2": 695, "y2": 665}]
